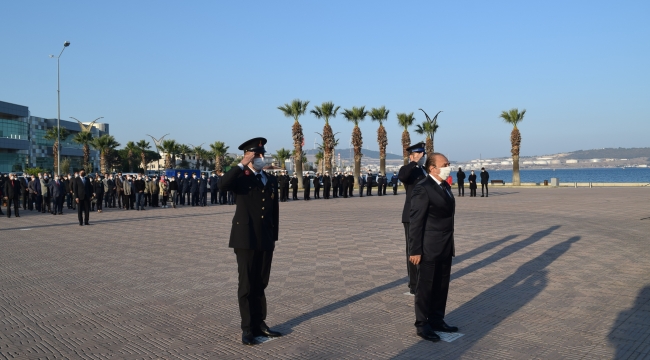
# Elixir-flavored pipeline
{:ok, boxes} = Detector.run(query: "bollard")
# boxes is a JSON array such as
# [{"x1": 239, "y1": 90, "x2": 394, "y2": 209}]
[
  {"x1": 574, "y1": 182, "x2": 577, "y2": 188},
  {"x1": 589, "y1": 182, "x2": 593, "y2": 188}
]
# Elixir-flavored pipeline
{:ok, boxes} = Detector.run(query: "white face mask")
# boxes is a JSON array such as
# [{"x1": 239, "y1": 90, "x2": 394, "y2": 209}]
[
  {"x1": 252, "y1": 158, "x2": 265, "y2": 172},
  {"x1": 417, "y1": 156, "x2": 426, "y2": 166},
  {"x1": 438, "y1": 166, "x2": 452, "y2": 179}
]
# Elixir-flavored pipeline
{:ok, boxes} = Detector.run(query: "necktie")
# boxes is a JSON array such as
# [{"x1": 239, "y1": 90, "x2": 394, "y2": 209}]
[{"x1": 442, "y1": 182, "x2": 453, "y2": 198}]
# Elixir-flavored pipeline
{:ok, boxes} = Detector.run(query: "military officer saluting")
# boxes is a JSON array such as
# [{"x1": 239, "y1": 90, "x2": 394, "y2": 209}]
[
  {"x1": 398, "y1": 142, "x2": 429, "y2": 295},
  {"x1": 219, "y1": 137, "x2": 282, "y2": 345}
]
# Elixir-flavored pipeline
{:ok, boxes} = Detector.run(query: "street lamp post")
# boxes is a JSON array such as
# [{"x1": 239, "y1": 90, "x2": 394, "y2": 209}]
[{"x1": 50, "y1": 41, "x2": 70, "y2": 176}]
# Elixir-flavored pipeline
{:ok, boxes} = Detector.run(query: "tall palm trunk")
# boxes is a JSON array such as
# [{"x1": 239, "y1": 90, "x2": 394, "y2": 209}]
[
  {"x1": 53, "y1": 141, "x2": 59, "y2": 174},
  {"x1": 323, "y1": 123, "x2": 334, "y2": 174},
  {"x1": 141, "y1": 152, "x2": 146, "y2": 172},
  {"x1": 127, "y1": 150, "x2": 134, "y2": 172},
  {"x1": 511, "y1": 126, "x2": 522, "y2": 185},
  {"x1": 214, "y1": 156, "x2": 222, "y2": 173},
  {"x1": 352, "y1": 125, "x2": 363, "y2": 182},
  {"x1": 377, "y1": 124, "x2": 387, "y2": 175},
  {"x1": 425, "y1": 137, "x2": 433, "y2": 155},
  {"x1": 402, "y1": 130, "x2": 411, "y2": 165},
  {"x1": 292, "y1": 121, "x2": 304, "y2": 186},
  {"x1": 83, "y1": 144, "x2": 90, "y2": 169},
  {"x1": 165, "y1": 154, "x2": 172, "y2": 169}
]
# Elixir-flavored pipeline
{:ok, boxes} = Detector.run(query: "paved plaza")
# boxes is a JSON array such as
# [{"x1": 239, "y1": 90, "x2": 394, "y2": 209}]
[{"x1": 1, "y1": 187, "x2": 649, "y2": 359}]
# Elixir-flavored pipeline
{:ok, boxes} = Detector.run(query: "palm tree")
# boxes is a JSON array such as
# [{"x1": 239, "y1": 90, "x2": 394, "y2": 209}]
[
  {"x1": 342, "y1": 106, "x2": 368, "y2": 182},
  {"x1": 273, "y1": 148, "x2": 292, "y2": 169},
  {"x1": 311, "y1": 101, "x2": 340, "y2": 175},
  {"x1": 414, "y1": 121, "x2": 439, "y2": 155},
  {"x1": 397, "y1": 112, "x2": 416, "y2": 165},
  {"x1": 160, "y1": 139, "x2": 178, "y2": 169},
  {"x1": 314, "y1": 150, "x2": 324, "y2": 173},
  {"x1": 91, "y1": 134, "x2": 121, "y2": 173},
  {"x1": 369, "y1": 106, "x2": 390, "y2": 175},
  {"x1": 177, "y1": 144, "x2": 191, "y2": 165},
  {"x1": 499, "y1": 108, "x2": 526, "y2": 186},
  {"x1": 194, "y1": 146, "x2": 208, "y2": 170},
  {"x1": 43, "y1": 126, "x2": 70, "y2": 174},
  {"x1": 278, "y1": 99, "x2": 309, "y2": 184},
  {"x1": 136, "y1": 140, "x2": 151, "y2": 172},
  {"x1": 209, "y1": 141, "x2": 229, "y2": 173},
  {"x1": 72, "y1": 131, "x2": 94, "y2": 170},
  {"x1": 124, "y1": 141, "x2": 138, "y2": 172}
]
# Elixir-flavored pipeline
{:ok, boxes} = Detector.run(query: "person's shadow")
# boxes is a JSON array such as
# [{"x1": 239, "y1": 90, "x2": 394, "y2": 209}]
[
  {"x1": 392, "y1": 236, "x2": 581, "y2": 359},
  {"x1": 608, "y1": 286, "x2": 650, "y2": 359}
]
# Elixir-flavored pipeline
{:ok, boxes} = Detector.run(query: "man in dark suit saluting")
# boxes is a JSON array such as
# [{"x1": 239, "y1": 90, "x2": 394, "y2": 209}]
[
  {"x1": 398, "y1": 142, "x2": 428, "y2": 295},
  {"x1": 219, "y1": 137, "x2": 282, "y2": 345},
  {"x1": 73, "y1": 170, "x2": 95, "y2": 226},
  {"x1": 409, "y1": 152, "x2": 459, "y2": 342}
]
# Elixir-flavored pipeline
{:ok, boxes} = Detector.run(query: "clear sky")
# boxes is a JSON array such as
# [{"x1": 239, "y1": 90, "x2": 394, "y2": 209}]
[{"x1": 2, "y1": 1, "x2": 648, "y2": 161}]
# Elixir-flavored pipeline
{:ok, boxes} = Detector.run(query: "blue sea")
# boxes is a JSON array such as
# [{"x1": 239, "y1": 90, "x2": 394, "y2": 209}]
[{"x1": 473, "y1": 168, "x2": 650, "y2": 183}]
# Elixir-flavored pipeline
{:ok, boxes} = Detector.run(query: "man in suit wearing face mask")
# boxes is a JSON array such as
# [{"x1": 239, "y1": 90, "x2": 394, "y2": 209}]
[
  {"x1": 219, "y1": 137, "x2": 282, "y2": 346},
  {"x1": 398, "y1": 142, "x2": 428, "y2": 295},
  {"x1": 408, "y1": 152, "x2": 458, "y2": 342}
]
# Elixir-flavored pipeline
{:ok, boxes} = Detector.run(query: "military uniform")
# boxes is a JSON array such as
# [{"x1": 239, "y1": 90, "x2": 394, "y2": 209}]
[
  {"x1": 219, "y1": 137, "x2": 282, "y2": 345},
  {"x1": 398, "y1": 142, "x2": 428, "y2": 294},
  {"x1": 323, "y1": 174, "x2": 331, "y2": 199},
  {"x1": 302, "y1": 175, "x2": 311, "y2": 200}
]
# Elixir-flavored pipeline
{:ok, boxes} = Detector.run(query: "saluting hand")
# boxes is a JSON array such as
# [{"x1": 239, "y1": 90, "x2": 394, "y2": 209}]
[{"x1": 241, "y1": 152, "x2": 256, "y2": 166}]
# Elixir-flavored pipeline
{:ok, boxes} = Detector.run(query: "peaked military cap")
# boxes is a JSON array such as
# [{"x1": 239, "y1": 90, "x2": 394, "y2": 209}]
[
  {"x1": 406, "y1": 142, "x2": 426, "y2": 153},
  {"x1": 238, "y1": 137, "x2": 267, "y2": 153}
]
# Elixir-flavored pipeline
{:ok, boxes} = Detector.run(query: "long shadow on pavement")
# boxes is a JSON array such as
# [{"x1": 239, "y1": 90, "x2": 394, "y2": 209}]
[
  {"x1": 453, "y1": 234, "x2": 519, "y2": 266},
  {"x1": 451, "y1": 225, "x2": 560, "y2": 281},
  {"x1": 608, "y1": 285, "x2": 650, "y2": 359},
  {"x1": 275, "y1": 277, "x2": 407, "y2": 334},
  {"x1": 393, "y1": 236, "x2": 581, "y2": 359}
]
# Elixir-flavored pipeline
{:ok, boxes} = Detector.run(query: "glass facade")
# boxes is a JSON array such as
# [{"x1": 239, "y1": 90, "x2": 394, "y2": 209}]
[
  {"x1": 0, "y1": 118, "x2": 29, "y2": 140},
  {"x1": 0, "y1": 150, "x2": 28, "y2": 172}
]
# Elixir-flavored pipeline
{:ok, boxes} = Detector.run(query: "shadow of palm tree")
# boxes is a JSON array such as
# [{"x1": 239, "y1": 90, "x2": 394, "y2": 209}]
[
  {"x1": 393, "y1": 236, "x2": 580, "y2": 359},
  {"x1": 608, "y1": 285, "x2": 650, "y2": 359},
  {"x1": 452, "y1": 225, "x2": 561, "y2": 281}
]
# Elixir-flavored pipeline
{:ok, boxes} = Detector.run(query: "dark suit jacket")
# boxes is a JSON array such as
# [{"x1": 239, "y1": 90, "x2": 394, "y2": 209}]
[
  {"x1": 480, "y1": 171, "x2": 490, "y2": 184},
  {"x1": 398, "y1": 162, "x2": 428, "y2": 223},
  {"x1": 302, "y1": 176, "x2": 310, "y2": 189},
  {"x1": 3, "y1": 179, "x2": 23, "y2": 198},
  {"x1": 468, "y1": 174, "x2": 477, "y2": 189},
  {"x1": 322, "y1": 176, "x2": 331, "y2": 186},
  {"x1": 220, "y1": 166, "x2": 279, "y2": 250},
  {"x1": 73, "y1": 176, "x2": 95, "y2": 201},
  {"x1": 457, "y1": 170, "x2": 466, "y2": 183},
  {"x1": 290, "y1": 177, "x2": 298, "y2": 189},
  {"x1": 408, "y1": 176, "x2": 455, "y2": 262},
  {"x1": 48, "y1": 180, "x2": 66, "y2": 198}
]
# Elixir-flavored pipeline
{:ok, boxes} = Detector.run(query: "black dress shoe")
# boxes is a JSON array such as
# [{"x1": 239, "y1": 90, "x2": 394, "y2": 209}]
[
  {"x1": 430, "y1": 320, "x2": 458, "y2": 333},
  {"x1": 416, "y1": 327, "x2": 440, "y2": 342},
  {"x1": 254, "y1": 325, "x2": 282, "y2": 338},
  {"x1": 85, "y1": 222, "x2": 90, "y2": 225},
  {"x1": 79, "y1": 223, "x2": 83, "y2": 226},
  {"x1": 241, "y1": 331, "x2": 259, "y2": 345}
]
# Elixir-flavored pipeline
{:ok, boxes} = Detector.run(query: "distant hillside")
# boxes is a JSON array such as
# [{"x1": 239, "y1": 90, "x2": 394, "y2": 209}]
[
  {"x1": 565, "y1": 148, "x2": 650, "y2": 160},
  {"x1": 304, "y1": 148, "x2": 402, "y2": 160}
]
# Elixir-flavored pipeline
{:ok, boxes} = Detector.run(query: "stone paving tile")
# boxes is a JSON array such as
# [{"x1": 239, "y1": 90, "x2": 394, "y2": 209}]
[{"x1": 1, "y1": 188, "x2": 649, "y2": 359}]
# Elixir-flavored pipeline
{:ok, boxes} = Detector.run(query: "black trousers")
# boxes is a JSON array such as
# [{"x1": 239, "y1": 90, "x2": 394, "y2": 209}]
[
  {"x1": 292, "y1": 187, "x2": 298, "y2": 200},
  {"x1": 280, "y1": 186, "x2": 287, "y2": 202},
  {"x1": 470, "y1": 186, "x2": 477, "y2": 197},
  {"x1": 235, "y1": 248, "x2": 273, "y2": 332},
  {"x1": 393, "y1": 185, "x2": 398, "y2": 195},
  {"x1": 323, "y1": 185, "x2": 330, "y2": 199},
  {"x1": 383, "y1": 185, "x2": 387, "y2": 195},
  {"x1": 303, "y1": 187, "x2": 310, "y2": 200},
  {"x1": 349, "y1": 185, "x2": 353, "y2": 197},
  {"x1": 332, "y1": 185, "x2": 338, "y2": 198},
  {"x1": 414, "y1": 259, "x2": 452, "y2": 328},
  {"x1": 403, "y1": 223, "x2": 418, "y2": 292},
  {"x1": 220, "y1": 191, "x2": 227, "y2": 204},
  {"x1": 53, "y1": 195, "x2": 64, "y2": 213},
  {"x1": 95, "y1": 194, "x2": 103, "y2": 211},
  {"x1": 6, "y1": 197, "x2": 20, "y2": 217},
  {"x1": 77, "y1": 198, "x2": 90, "y2": 224},
  {"x1": 359, "y1": 185, "x2": 364, "y2": 197},
  {"x1": 378, "y1": 185, "x2": 383, "y2": 196},
  {"x1": 200, "y1": 192, "x2": 207, "y2": 206},
  {"x1": 481, "y1": 183, "x2": 488, "y2": 196},
  {"x1": 457, "y1": 182, "x2": 464, "y2": 196},
  {"x1": 314, "y1": 187, "x2": 320, "y2": 199},
  {"x1": 366, "y1": 185, "x2": 372, "y2": 196},
  {"x1": 342, "y1": 185, "x2": 348, "y2": 198},
  {"x1": 211, "y1": 190, "x2": 218, "y2": 204}
]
